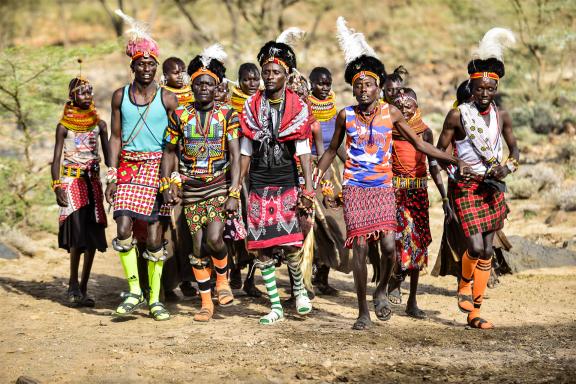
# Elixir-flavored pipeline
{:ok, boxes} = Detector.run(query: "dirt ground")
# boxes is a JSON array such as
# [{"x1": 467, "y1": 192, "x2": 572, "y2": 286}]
[{"x1": 1, "y1": 204, "x2": 575, "y2": 384}]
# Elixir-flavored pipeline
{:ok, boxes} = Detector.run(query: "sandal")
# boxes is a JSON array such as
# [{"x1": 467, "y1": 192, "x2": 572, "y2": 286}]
[
  {"x1": 388, "y1": 288, "x2": 402, "y2": 305},
  {"x1": 259, "y1": 309, "x2": 284, "y2": 325},
  {"x1": 352, "y1": 316, "x2": 372, "y2": 331},
  {"x1": 405, "y1": 307, "x2": 427, "y2": 319},
  {"x1": 318, "y1": 284, "x2": 338, "y2": 296},
  {"x1": 80, "y1": 295, "x2": 95, "y2": 308},
  {"x1": 216, "y1": 284, "x2": 234, "y2": 307},
  {"x1": 194, "y1": 306, "x2": 214, "y2": 322},
  {"x1": 67, "y1": 289, "x2": 83, "y2": 307},
  {"x1": 113, "y1": 292, "x2": 145, "y2": 317},
  {"x1": 374, "y1": 298, "x2": 393, "y2": 321},
  {"x1": 243, "y1": 283, "x2": 263, "y2": 298},
  {"x1": 149, "y1": 302, "x2": 170, "y2": 321},
  {"x1": 467, "y1": 314, "x2": 494, "y2": 330}
]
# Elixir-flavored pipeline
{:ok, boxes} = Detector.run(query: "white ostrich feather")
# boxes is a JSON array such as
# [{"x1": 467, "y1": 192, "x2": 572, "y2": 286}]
[
  {"x1": 200, "y1": 43, "x2": 227, "y2": 67},
  {"x1": 336, "y1": 16, "x2": 377, "y2": 65},
  {"x1": 114, "y1": 9, "x2": 152, "y2": 41},
  {"x1": 276, "y1": 27, "x2": 306, "y2": 46},
  {"x1": 472, "y1": 27, "x2": 516, "y2": 61}
]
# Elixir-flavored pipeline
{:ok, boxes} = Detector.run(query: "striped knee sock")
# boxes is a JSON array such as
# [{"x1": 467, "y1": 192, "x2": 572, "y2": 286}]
[
  {"x1": 459, "y1": 251, "x2": 478, "y2": 293},
  {"x1": 261, "y1": 266, "x2": 283, "y2": 316},
  {"x1": 287, "y1": 262, "x2": 307, "y2": 297},
  {"x1": 192, "y1": 266, "x2": 214, "y2": 311},
  {"x1": 211, "y1": 253, "x2": 229, "y2": 289},
  {"x1": 473, "y1": 258, "x2": 492, "y2": 310}
]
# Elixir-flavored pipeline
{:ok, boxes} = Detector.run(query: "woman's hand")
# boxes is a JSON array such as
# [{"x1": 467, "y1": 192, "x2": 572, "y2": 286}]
[{"x1": 55, "y1": 188, "x2": 68, "y2": 207}]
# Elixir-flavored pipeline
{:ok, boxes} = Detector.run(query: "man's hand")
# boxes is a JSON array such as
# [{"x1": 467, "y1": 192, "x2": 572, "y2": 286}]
[
  {"x1": 163, "y1": 183, "x2": 181, "y2": 206},
  {"x1": 224, "y1": 196, "x2": 239, "y2": 213},
  {"x1": 487, "y1": 165, "x2": 510, "y2": 180},
  {"x1": 105, "y1": 183, "x2": 117, "y2": 205},
  {"x1": 457, "y1": 159, "x2": 471, "y2": 177},
  {"x1": 55, "y1": 188, "x2": 68, "y2": 207},
  {"x1": 442, "y1": 199, "x2": 457, "y2": 223}
]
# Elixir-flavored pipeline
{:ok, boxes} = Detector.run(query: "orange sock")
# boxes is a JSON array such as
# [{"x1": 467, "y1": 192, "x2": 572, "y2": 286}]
[
  {"x1": 192, "y1": 266, "x2": 214, "y2": 311},
  {"x1": 472, "y1": 258, "x2": 492, "y2": 309},
  {"x1": 457, "y1": 251, "x2": 478, "y2": 312},
  {"x1": 212, "y1": 254, "x2": 229, "y2": 289}
]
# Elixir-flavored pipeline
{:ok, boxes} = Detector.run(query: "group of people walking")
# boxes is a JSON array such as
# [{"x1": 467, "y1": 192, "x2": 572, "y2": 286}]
[{"x1": 50, "y1": 11, "x2": 519, "y2": 330}]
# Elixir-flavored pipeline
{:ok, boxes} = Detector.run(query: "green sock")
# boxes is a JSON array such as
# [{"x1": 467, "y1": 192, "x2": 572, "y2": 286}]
[
  {"x1": 148, "y1": 260, "x2": 164, "y2": 305},
  {"x1": 119, "y1": 247, "x2": 141, "y2": 294},
  {"x1": 261, "y1": 265, "x2": 283, "y2": 317}
]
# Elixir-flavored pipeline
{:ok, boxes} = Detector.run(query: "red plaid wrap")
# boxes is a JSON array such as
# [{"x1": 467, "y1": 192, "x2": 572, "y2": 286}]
[
  {"x1": 59, "y1": 168, "x2": 107, "y2": 226},
  {"x1": 451, "y1": 178, "x2": 509, "y2": 237},
  {"x1": 113, "y1": 150, "x2": 163, "y2": 220},
  {"x1": 342, "y1": 185, "x2": 396, "y2": 248}
]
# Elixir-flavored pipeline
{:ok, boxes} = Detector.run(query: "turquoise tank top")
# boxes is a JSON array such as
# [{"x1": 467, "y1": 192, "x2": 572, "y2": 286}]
[{"x1": 121, "y1": 85, "x2": 167, "y2": 152}]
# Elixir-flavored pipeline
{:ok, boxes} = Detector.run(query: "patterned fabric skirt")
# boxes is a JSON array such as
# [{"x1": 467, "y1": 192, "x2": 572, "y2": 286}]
[
  {"x1": 342, "y1": 185, "x2": 396, "y2": 248},
  {"x1": 246, "y1": 185, "x2": 303, "y2": 250},
  {"x1": 113, "y1": 151, "x2": 163, "y2": 222},
  {"x1": 58, "y1": 174, "x2": 107, "y2": 252},
  {"x1": 451, "y1": 177, "x2": 509, "y2": 237},
  {"x1": 395, "y1": 187, "x2": 431, "y2": 271}
]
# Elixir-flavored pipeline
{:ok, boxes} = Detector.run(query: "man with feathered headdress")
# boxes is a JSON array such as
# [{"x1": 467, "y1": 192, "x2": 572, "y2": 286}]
[
  {"x1": 315, "y1": 17, "x2": 467, "y2": 330},
  {"x1": 437, "y1": 28, "x2": 519, "y2": 329},
  {"x1": 239, "y1": 28, "x2": 315, "y2": 325},
  {"x1": 105, "y1": 10, "x2": 178, "y2": 321},
  {"x1": 160, "y1": 44, "x2": 241, "y2": 322}
]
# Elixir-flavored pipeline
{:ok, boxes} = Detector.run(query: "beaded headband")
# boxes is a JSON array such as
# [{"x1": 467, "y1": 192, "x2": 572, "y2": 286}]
[
  {"x1": 262, "y1": 57, "x2": 289, "y2": 73},
  {"x1": 190, "y1": 67, "x2": 220, "y2": 84},
  {"x1": 469, "y1": 72, "x2": 499, "y2": 81},
  {"x1": 351, "y1": 71, "x2": 380, "y2": 86}
]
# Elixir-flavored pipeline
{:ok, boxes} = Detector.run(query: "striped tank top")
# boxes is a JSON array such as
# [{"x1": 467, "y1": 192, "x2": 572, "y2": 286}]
[
  {"x1": 120, "y1": 85, "x2": 168, "y2": 153},
  {"x1": 342, "y1": 103, "x2": 394, "y2": 188}
]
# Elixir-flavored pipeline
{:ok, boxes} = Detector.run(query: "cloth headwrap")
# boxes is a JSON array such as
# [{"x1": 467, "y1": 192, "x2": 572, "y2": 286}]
[
  {"x1": 352, "y1": 71, "x2": 380, "y2": 86},
  {"x1": 115, "y1": 9, "x2": 160, "y2": 63}
]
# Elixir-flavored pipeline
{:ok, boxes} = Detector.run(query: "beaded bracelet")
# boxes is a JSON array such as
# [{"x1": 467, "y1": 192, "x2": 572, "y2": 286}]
[
  {"x1": 106, "y1": 167, "x2": 118, "y2": 184},
  {"x1": 51, "y1": 179, "x2": 62, "y2": 191},
  {"x1": 170, "y1": 172, "x2": 182, "y2": 188},
  {"x1": 320, "y1": 180, "x2": 334, "y2": 197},
  {"x1": 301, "y1": 189, "x2": 315, "y2": 202},
  {"x1": 505, "y1": 157, "x2": 519, "y2": 173},
  {"x1": 228, "y1": 190, "x2": 241, "y2": 199},
  {"x1": 159, "y1": 177, "x2": 171, "y2": 193}
]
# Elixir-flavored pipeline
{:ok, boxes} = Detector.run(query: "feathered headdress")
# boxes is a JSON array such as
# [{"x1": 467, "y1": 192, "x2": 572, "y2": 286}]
[
  {"x1": 468, "y1": 27, "x2": 515, "y2": 81},
  {"x1": 115, "y1": 9, "x2": 159, "y2": 62},
  {"x1": 188, "y1": 43, "x2": 228, "y2": 84},
  {"x1": 336, "y1": 17, "x2": 384, "y2": 86},
  {"x1": 257, "y1": 27, "x2": 305, "y2": 73}
]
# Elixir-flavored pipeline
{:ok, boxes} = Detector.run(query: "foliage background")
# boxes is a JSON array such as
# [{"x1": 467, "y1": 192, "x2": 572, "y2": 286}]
[{"x1": 0, "y1": 0, "x2": 574, "y2": 231}]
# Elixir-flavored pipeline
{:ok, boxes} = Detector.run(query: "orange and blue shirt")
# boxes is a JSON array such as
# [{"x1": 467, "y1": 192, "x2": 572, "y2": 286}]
[{"x1": 342, "y1": 103, "x2": 394, "y2": 188}]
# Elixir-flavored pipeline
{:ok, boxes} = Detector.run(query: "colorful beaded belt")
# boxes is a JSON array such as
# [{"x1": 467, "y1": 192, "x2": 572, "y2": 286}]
[
  {"x1": 61, "y1": 164, "x2": 98, "y2": 178},
  {"x1": 392, "y1": 176, "x2": 428, "y2": 189}
]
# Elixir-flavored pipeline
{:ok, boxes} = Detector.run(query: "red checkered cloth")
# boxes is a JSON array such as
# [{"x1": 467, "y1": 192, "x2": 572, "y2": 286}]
[
  {"x1": 451, "y1": 177, "x2": 509, "y2": 237},
  {"x1": 113, "y1": 150, "x2": 163, "y2": 222},
  {"x1": 342, "y1": 185, "x2": 396, "y2": 248}
]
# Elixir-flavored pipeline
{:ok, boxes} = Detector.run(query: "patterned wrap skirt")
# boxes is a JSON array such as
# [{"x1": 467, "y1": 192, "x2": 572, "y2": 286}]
[
  {"x1": 395, "y1": 187, "x2": 431, "y2": 271},
  {"x1": 247, "y1": 185, "x2": 303, "y2": 250},
  {"x1": 342, "y1": 185, "x2": 396, "y2": 248},
  {"x1": 451, "y1": 177, "x2": 509, "y2": 237},
  {"x1": 113, "y1": 151, "x2": 163, "y2": 222}
]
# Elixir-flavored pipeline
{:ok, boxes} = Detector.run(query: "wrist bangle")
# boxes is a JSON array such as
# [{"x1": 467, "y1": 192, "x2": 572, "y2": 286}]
[
  {"x1": 442, "y1": 197, "x2": 449, "y2": 202},
  {"x1": 159, "y1": 177, "x2": 171, "y2": 193},
  {"x1": 51, "y1": 179, "x2": 62, "y2": 191},
  {"x1": 228, "y1": 190, "x2": 241, "y2": 199}
]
